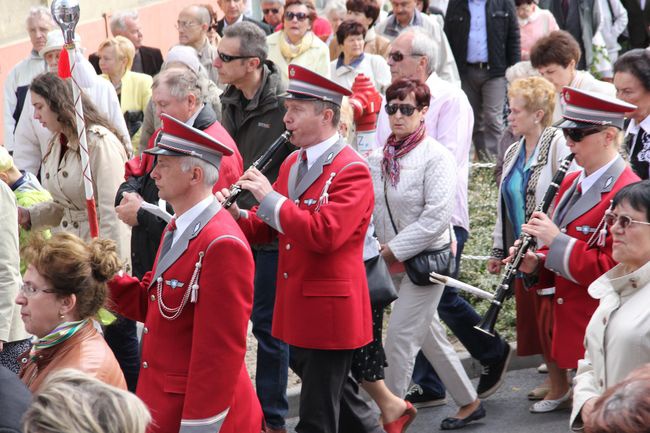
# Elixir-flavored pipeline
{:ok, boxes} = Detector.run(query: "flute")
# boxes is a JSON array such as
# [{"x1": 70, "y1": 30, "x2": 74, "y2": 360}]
[
  {"x1": 474, "y1": 153, "x2": 575, "y2": 337},
  {"x1": 222, "y1": 130, "x2": 292, "y2": 209}
]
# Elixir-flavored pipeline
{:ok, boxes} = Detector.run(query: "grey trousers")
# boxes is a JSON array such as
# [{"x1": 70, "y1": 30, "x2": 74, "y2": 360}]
[
  {"x1": 384, "y1": 274, "x2": 477, "y2": 407},
  {"x1": 461, "y1": 66, "x2": 507, "y2": 161}
]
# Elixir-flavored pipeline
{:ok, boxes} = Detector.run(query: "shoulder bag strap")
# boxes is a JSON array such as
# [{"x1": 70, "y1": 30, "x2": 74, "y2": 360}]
[{"x1": 383, "y1": 179, "x2": 399, "y2": 235}]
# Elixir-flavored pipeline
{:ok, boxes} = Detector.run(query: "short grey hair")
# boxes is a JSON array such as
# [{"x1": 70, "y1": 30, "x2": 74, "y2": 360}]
[
  {"x1": 223, "y1": 22, "x2": 269, "y2": 64},
  {"x1": 153, "y1": 68, "x2": 203, "y2": 101},
  {"x1": 262, "y1": 0, "x2": 285, "y2": 5},
  {"x1": 22, "y1": 369, "x2": 151, "y2": 433},
  {"x1": 110, "y1": 10, "x2": 139, "y2": 35},
  {"x1": 179, "y1": 156, "x2": 220, "y2": 187},
  {"x1": 505, "y1": 61, "x2": 540, "y2": 83},
  {"x1": 404, "y1": 27, "x2": 437, "y2": 76},
  {"x1": 26, "y1": 6, "x2": 53, "y2": 26},
  {"x1": 312, "y1": 100, "x2": 341, "y2": 127},
  {"x1": 323, "y1": 0, "x2": 347, "y2": 16}
]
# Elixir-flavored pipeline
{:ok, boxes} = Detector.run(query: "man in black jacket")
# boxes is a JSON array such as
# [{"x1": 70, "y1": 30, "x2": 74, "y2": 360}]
[
  {"x1": 215, "y1": 22, "x2": 294, "y2": 433},
  {"x1": 216, "y1": 0, "x2": 273, "y2": 36},
  {"x1": 89, "y1": 10, "x2": 163, "y2": 76},
  {"x1": 444, "y1": 0, "x2": 520, "y2": 160}
]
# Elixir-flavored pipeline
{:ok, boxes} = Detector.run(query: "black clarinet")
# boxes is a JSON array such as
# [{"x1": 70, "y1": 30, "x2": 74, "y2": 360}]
[
  {"x1": 222, "y1": 130, "x2": 292, "y2": 209},
  {"x1": 474, "y1": 153, "x2": 575, "y2": 337}
]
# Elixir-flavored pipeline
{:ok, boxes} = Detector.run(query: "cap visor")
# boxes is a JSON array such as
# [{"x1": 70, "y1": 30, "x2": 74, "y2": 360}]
[
  {"x1": 553, "y1": 118, "x2": 597, "y2": 129},
  {"x1": 143, "y1": 146, "x2": 185, "y2": 157}
]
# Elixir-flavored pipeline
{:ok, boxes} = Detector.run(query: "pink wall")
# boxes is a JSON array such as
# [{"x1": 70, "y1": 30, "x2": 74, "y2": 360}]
[{"x1": 0, "y1": 0, "x2": 223, "y2": 145}]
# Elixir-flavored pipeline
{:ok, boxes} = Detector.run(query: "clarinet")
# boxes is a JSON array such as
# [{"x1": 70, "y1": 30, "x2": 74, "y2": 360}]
[
  {"x1": 474, "y1": 153, "x2": 575, "y2": 337},
  {"x1": 222, "y1": 130, "x2": 292, "y2": 209}
]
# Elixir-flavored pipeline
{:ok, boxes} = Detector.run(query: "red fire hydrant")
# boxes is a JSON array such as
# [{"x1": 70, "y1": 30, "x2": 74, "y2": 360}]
[{"x1": 348, "y1": 73, "x2": 383, "y2": 156}]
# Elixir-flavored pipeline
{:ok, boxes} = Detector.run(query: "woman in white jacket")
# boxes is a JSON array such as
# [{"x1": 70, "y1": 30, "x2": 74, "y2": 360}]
[
  {"x1": 369, "y1": 78, "x2": 484, "y2": 430},
  {"x1": 570, "y1": 180, "x2": 650, "y2": 431}
]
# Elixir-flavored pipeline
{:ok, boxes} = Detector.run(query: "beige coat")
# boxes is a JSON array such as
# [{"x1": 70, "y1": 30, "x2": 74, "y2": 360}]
[
  {"x1": 0, "y1": 182, "x2": 28, "y2": 343},
  {"x1": 29, "y1": 125, "x2": 131, "y2": 266},
  {"x1": 570, "y1": 261, "x2": 650, "y2": 430}
]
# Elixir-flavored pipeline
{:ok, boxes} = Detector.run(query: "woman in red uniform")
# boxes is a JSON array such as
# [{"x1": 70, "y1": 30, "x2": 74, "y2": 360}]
[{"x1": 515, "y1": 87, "x2": 639, "y2": 413}]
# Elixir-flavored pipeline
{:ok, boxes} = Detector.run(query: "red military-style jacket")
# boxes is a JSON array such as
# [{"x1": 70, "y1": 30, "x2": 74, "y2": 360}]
[
  {"x1": 535, "y1": 157, "x2": 639, "y2": 368},
  {"x1": 109, "y1": 199, "x2": 262, "y2": 433},
  {"x1": 237, "y1": 140, "x2": 374, "y2": 350}
]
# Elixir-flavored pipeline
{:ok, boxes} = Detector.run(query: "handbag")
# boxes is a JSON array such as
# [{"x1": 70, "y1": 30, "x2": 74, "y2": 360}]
[
  {"x1": 384, "y1": 181, "x2": 456, "y2": 286},
  {"x1": 365, "y1": 254, "x2": 398, "y2": 307}
]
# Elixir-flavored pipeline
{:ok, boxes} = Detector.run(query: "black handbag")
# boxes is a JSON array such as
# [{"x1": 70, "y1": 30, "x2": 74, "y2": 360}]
[
  {"x1": 365, "y1": 254, "x2": 398, "y2": 307},
  {"x1": 384, "y1": 182, "x2": 456, "y2": 286}
]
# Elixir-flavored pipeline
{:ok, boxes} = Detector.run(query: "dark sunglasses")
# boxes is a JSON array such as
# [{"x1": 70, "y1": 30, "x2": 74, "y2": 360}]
[
  {"x1": 209, "y1": 24, "x2": 218, "y2": 32},
  {"x1": 263, "y1": 8, "x2": 281, "y2": 14},
  {"x1": 385, "y1": 103, "x2": 419, "y2": 116},
  {"x1": 285, "y1": 12, "x2": 309, "y2": 21},
  {"x1": 217, "y1": 51, "x2": 255, "y2": 63},
  {"x1": 604, "y1": 210, "x2": 650, "y2": 229},
  {"x1": 387, "y1": 50, "x2": 420, "y2": 63},
  {"x1": 562, "y1": 126, "x2": 606, "y2": 142}
]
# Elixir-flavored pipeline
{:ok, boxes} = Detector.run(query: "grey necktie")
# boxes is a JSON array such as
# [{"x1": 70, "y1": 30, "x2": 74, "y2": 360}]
[
  {"x1": 159, "y1": 218, "x2": 177, "y2": 259},
  {"x1": 295, "y1": 151, "x2": 308, "y2": 188},
  {"x1": 557, "y1": 182, "x2": 582, "y2": 223}
]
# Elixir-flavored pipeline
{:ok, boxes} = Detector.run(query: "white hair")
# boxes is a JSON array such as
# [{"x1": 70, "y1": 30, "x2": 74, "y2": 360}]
[
  {"x1": 179, "y1": 156, "x2": 220, "y2": 187},
  {"x1": 402, "y1": 27, "x2": 437, "y2": 76},
  {"x1": 109, "y1": 10, "x2": 139, "y2": 35},
  {"x1": 26, "y1": 6, "x2": 53, "y2": 26}
]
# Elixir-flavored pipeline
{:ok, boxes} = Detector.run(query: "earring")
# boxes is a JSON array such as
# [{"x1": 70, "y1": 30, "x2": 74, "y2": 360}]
[
  {"x1": 534, "y1": 120, "x2": 539, "y2": 124},
  {"x1": 59, "y1": 313, "x2": 65, "y2": 320}
]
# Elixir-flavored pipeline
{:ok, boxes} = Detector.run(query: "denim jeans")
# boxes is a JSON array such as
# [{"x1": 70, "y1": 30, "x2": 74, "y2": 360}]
[
  {"x1": 252, "y1": 250, "x2": 289, "y2": 429},
  {"x1": 411, "y1": 226, "x2": 506, "y2": 395},
  {"x1": 104, "y1": 315, "x2": 140, "y2": 392}
]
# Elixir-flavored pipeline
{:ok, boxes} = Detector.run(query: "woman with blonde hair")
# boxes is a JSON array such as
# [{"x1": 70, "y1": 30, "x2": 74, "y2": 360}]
[
  {"x1": 22, "y1": 369, "x2": 150, "y2": 433},
  {"x1": 16, "y1": 233, "x2": 126, "y2": 392},
  {"x1": 489, "y1": 76, "x2": 572, "y2": 401},
  {"x1": 98, "y1": 35, "x2": 152, "y2": 145}
]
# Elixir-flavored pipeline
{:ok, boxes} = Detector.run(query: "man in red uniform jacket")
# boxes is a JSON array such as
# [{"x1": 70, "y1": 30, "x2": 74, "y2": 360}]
[
  {"x1": 109, "y1": 114, "x2": 262, "y2": 433},
  {"x1": 516, "y1": 87, "x2": 639, "y2": 414},
  {"x1": 218, "y1": 65, "x2": 382, "y2": 433}
]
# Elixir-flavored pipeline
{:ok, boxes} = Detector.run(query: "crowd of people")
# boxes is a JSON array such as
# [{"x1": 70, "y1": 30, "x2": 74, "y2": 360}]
[{"x1": 2, "y1": 0, "x2": 650, "y2": 432}]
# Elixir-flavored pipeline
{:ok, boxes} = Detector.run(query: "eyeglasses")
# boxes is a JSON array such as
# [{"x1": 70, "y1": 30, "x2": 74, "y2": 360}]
[
  {"x1": 217, "y1": 51, "x2": 255, "y2": 63},
  {"x1": 562, "y1": 126, "x2": 606, "y2": 142},
  {"x1": 385, "y1": 103, "x2": 420, "y2": 116},
  {"x1": 263, "y1": 8, "x2": 281, "y2": 14},
  {"x1": 285, "y1": 12, "x2": 309, "y2": 21},
  {"x1": 19, "y1": 282, "x2": 55, "y2": 298},
  {"x1": 175, "y1": 20, "x2": 199, "y2": 30},
  {"x1": 604, "y1": 211, "x2": 650, "y2": 229},
  {"x1": 387, "y1": 50, "x2": 422, "y2": 63}
]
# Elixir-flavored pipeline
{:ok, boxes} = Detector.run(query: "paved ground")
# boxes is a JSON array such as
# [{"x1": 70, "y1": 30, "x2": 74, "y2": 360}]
[{"x1": 285, "y1": 368, "x2": 572, "y2": 433}]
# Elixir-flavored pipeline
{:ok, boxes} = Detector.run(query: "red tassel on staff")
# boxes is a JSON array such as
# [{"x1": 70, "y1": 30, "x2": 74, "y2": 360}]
[
  {"x1": 86, "y1": 198, "x2": 99, "y2": 238},
  {"x1": 57, "y1": 47, "x2": 71, "y2": 79}
]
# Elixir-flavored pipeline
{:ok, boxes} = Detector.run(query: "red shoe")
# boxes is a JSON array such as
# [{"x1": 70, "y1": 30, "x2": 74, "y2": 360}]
[{"x1": 383, "y1": 401, "x2": 417, "y2": 433}]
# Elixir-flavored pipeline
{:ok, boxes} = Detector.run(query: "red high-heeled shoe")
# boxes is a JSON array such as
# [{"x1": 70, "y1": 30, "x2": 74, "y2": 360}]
[{"x1": 383, "y1": 401, "x2": 417, "y2": 433}]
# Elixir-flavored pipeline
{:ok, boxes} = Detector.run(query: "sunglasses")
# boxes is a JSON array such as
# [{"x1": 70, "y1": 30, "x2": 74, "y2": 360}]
[
  {"x1": 387, "y1": 50, "x2": 421, "y2": 63},
  {"x1": 263, "y1": 8, "x2": 281, "y2": 14},
  {"x1": 217, "y1": 51, "x2": 255, "y2": 63},
  {"x1": 562, "y1": 126, "x2": 606, "y2": 142},
  {"x1": 285, "y1": 12, "x2": 309, "y2": 21},
  {"x1": 385, "y1": 103, "x2": 419, "y2": 116},
  {"x1": 604, "y1": 211, "x2": 650, "y2": 229}
]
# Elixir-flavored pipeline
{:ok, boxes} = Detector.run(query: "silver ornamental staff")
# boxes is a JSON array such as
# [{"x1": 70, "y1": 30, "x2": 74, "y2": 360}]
[{"x1": 51, "y1": 0, "x2": 99, "y2": 237}]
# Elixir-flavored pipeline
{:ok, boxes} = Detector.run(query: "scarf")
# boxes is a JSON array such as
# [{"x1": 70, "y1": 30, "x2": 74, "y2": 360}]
[
  {"x1": 29, "y1": 319, "x2": 89, "y2": 361},
  {"x1": 279, "y1": 31, "x2": 314, "y2": 62},
  {"x1": 382, "y1": 121, "x2": 427, "y2": 187}
]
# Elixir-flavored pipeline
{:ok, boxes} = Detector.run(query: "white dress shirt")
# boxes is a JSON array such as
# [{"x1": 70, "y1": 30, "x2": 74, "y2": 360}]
[{"x1": 172, "y1": 195, "x2": 215, "y2": 246}]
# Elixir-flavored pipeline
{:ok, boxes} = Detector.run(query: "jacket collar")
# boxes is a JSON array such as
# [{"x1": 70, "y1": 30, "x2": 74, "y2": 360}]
[
  {"x1": 287, "y1": 138, "x2": 346, "y2": 200},
  {"x1": 149, "y1": 199, "x2": 221, "y2": 287},
  {"x1": 589, "y1": 260, "x2": 650, "y2": 299}
]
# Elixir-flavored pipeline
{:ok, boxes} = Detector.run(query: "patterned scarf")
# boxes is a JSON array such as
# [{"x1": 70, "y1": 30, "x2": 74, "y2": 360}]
[
  {"x1": 29, "y1": 319, "x2": 88, "y2": 361},
  {"x1": 279, "y1": 31, "x2": 314, "y2": 62},
  {"x1": 382, "y1": 121, "x2": 427, "y2": 187}
]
